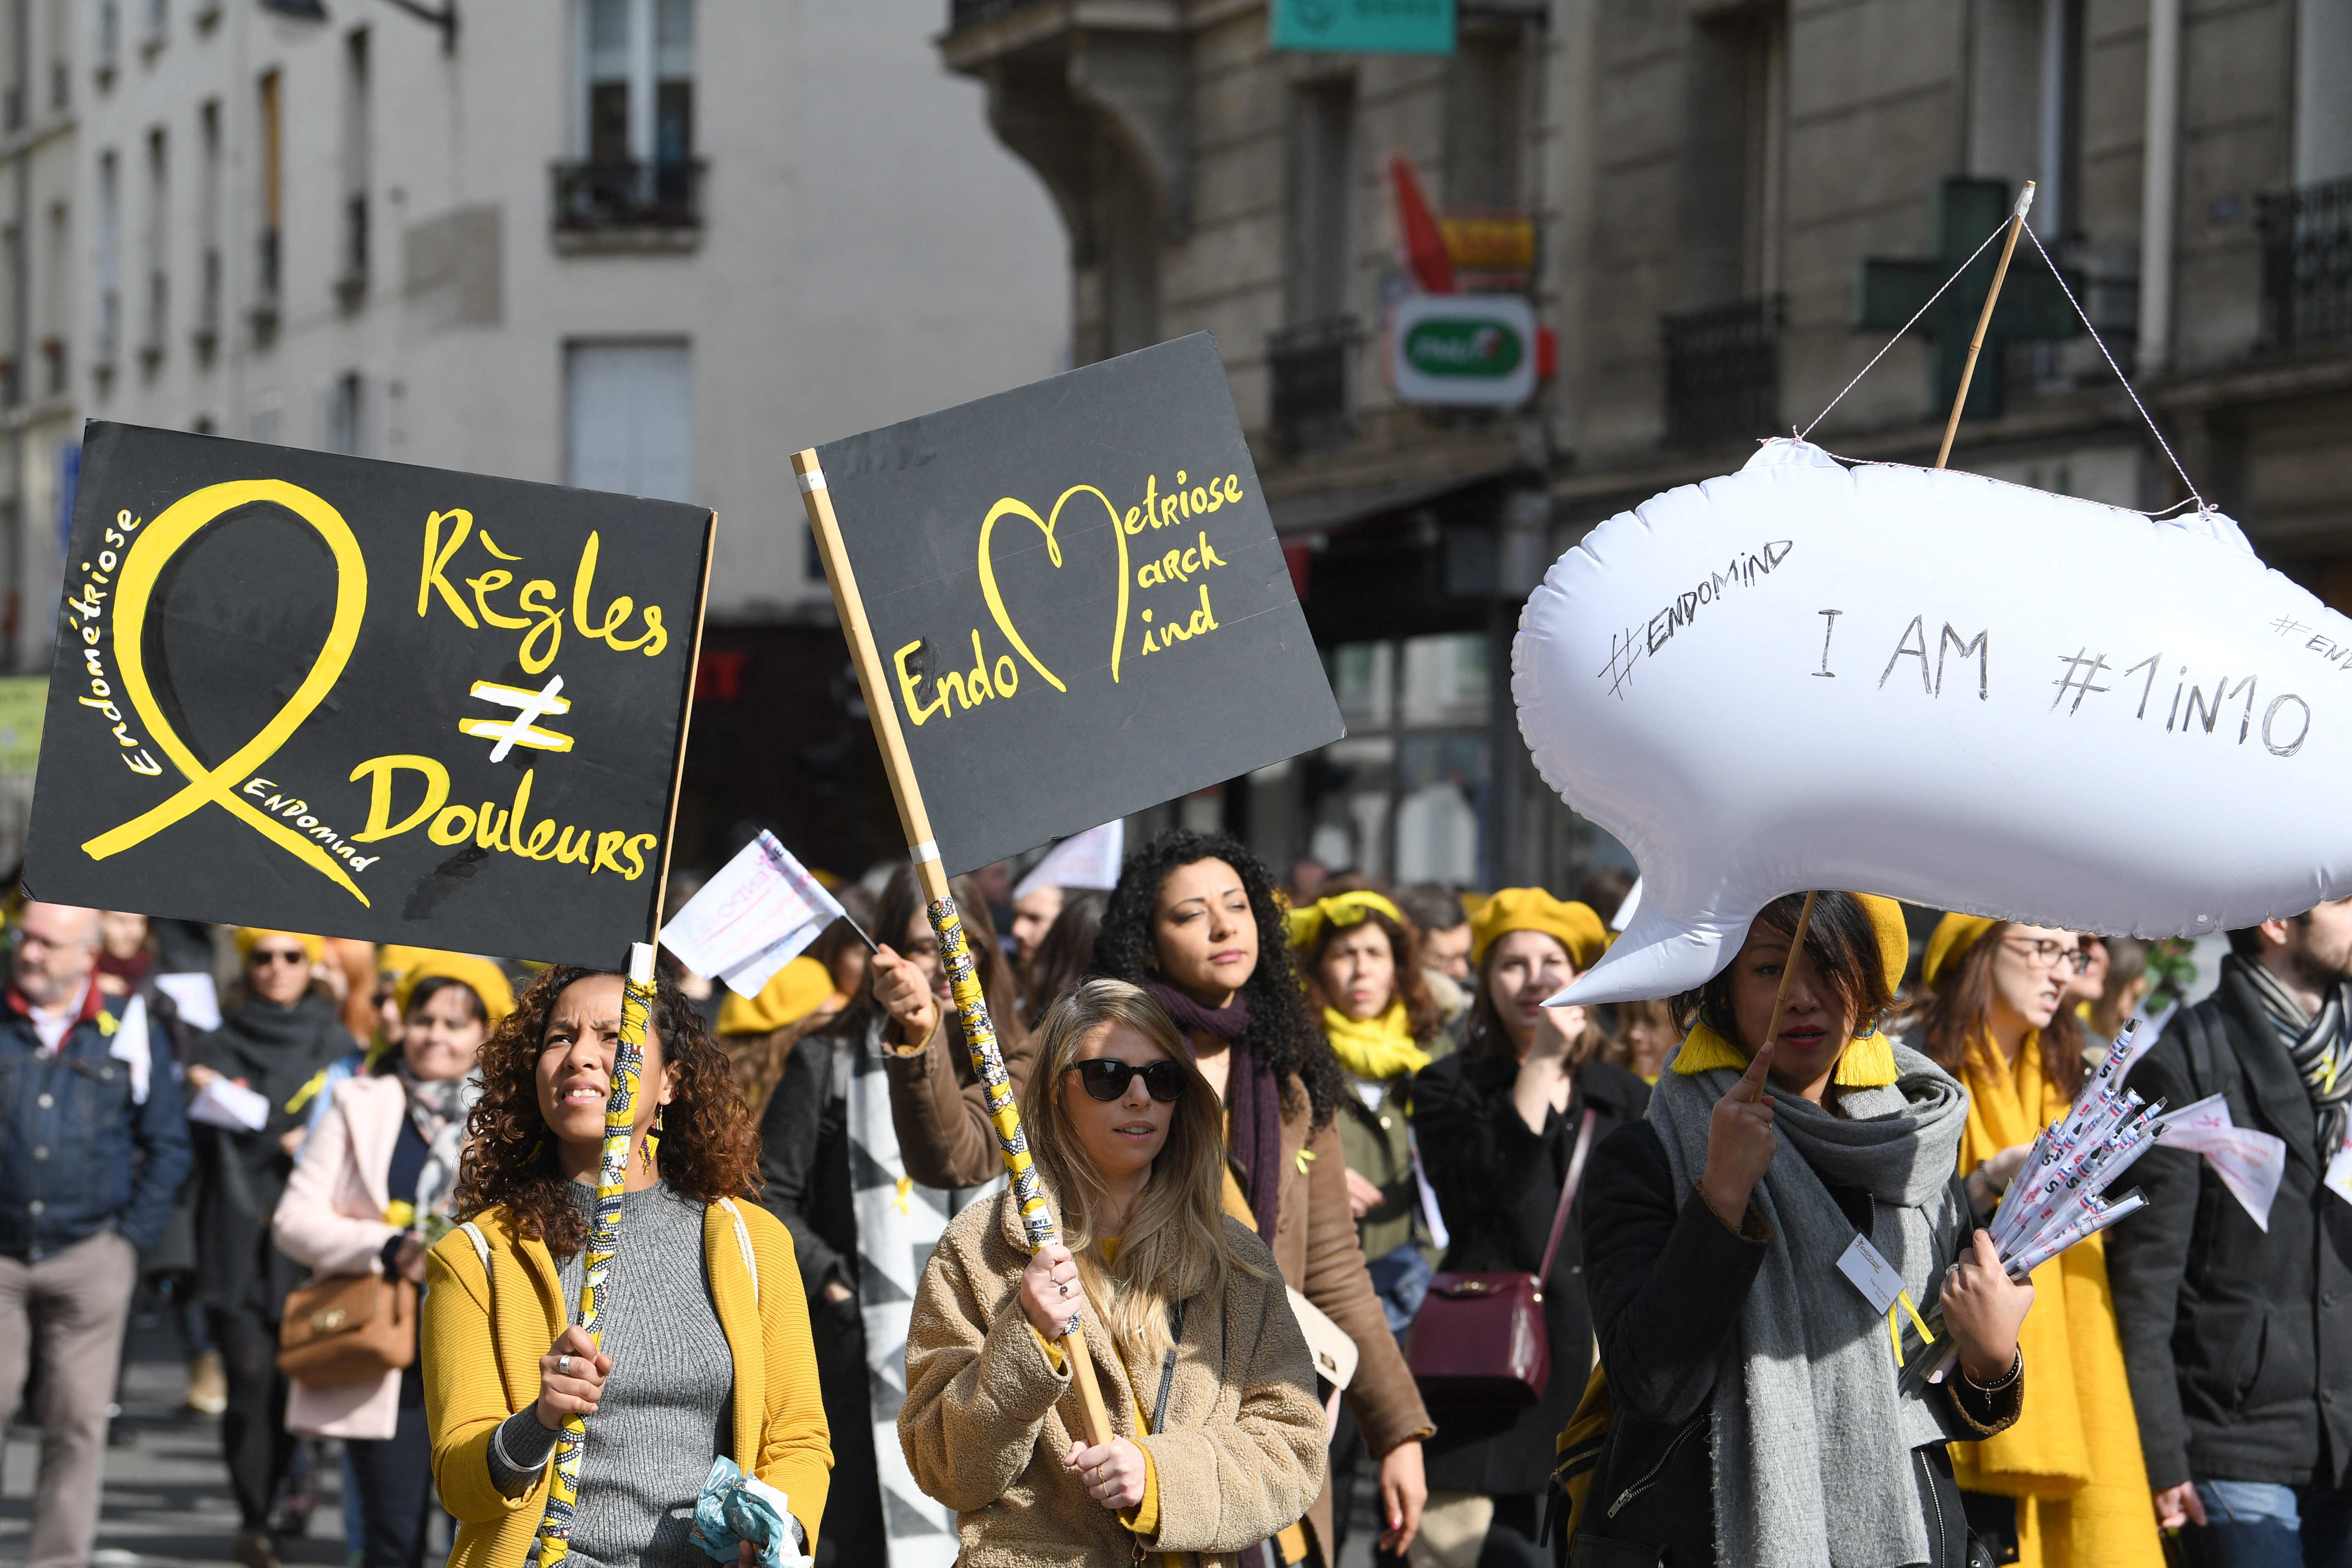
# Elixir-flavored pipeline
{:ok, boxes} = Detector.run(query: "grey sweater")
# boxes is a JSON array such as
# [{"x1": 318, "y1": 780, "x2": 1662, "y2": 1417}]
[{"x1": 487, "y1": 1182, "x2": 769, "y2": 1568}]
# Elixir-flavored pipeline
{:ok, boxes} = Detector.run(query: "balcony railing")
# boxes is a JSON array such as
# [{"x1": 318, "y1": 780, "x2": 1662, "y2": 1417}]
[
  {"x1": 551, "y1": 159, "x2": 705, "y2": 239},
  {"x1": 1661, "y1": 295, "x2": 1783, "y2": 448},
  {"x1": 2258, "y1": 176, "x2": 2352, "y2": 353},
  {"x1": 948, "y1": 0, "x2": 1040, "y2": 28},
  {"x1": 1268, "y1": 315, "x2": 1359, "y2": 456}
]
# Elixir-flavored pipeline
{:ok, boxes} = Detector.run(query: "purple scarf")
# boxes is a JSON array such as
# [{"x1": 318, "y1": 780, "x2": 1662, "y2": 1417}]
[{"x1": 1144, "y1": 980, "x2": 1284, "y2": 1241}]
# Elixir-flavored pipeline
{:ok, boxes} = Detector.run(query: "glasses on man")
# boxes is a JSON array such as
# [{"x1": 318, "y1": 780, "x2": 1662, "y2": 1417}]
[
  {"x1": 1068, "y1": 1058, "x2": 1186, "y2": 1103},
  {"x1": 249, "y1": 948, "x2": 311, "y2": 969},
  {"x1": 2004, "y1": 936, "x2": 2093, "y2": 974}
]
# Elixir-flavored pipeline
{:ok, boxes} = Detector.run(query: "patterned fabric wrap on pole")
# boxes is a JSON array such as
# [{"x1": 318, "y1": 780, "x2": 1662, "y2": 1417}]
[
  {"x1": 534, "y1": 973, "x2": 653, "y2": 1565},
  {"x1": 928, "y1": 898, "x2": 1059, "y2": 1254}
]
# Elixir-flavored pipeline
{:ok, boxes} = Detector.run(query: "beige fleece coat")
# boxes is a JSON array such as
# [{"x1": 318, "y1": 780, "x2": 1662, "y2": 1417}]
[{"x1": 901, "y1": 1186, "x2": 1328, "y2": 1568}]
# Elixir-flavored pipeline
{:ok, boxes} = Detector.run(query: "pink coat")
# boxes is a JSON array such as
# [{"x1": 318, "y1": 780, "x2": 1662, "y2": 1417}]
[{"x1": 270, "y1": 1074, "x2": 411, "y2": 1440}]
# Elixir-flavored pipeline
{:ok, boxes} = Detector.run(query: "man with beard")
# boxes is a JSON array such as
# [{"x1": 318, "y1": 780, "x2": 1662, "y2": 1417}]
[{"x1": 2110, "y1": 898, "x2": 2352, "y2": 1565}]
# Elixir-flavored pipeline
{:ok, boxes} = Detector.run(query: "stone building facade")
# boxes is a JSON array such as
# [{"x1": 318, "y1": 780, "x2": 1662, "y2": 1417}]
[{"x1": 941, "y1": 0, "x2": 2352, "y2": 896}]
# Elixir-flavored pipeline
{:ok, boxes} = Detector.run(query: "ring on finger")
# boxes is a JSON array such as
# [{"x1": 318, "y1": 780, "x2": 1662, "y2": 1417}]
[
  {"x1": 557, "y1": 1354, "x2": 571, "y2": 1376},
  {"x1": 1057, "y1": 1282, "x2": 1070, "y2": 1297}
]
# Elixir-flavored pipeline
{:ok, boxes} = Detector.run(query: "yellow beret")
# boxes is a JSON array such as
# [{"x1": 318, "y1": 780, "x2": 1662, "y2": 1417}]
[
  {"x1": 1286, "y1": 890, "x2": 1406, "y2": 953},
  {"x1": 1469, "y1": 889, "x2": 1609, "y2": 970},
  {"x1": 717, "y1": 956, "x2": 838, "y2": 1037},
  {"x1": 395, "y1": 951, "x2": 517, "y2": 1028},
  {"x1": 234, "y1": 928, "x2": 325, "y2": 965},
  {"x1": 375, "y1": 944, "x2": 435, "y2": 979},
  {"x1": 1855, "y1": 894, "x2": 1911, "y2": 996},
  {"x1": 1923, "y1": 913, "x2": 1999, "y2": 989}
]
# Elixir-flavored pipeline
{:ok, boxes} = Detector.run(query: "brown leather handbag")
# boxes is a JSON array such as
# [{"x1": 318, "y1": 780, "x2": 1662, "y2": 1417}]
[
  {"x1": 277, "y1": 1271, "x2": 418, "y2": 1386},
  {"x1": 1407, "y1": 1105, "x2": 1598, "y2": 1408}
]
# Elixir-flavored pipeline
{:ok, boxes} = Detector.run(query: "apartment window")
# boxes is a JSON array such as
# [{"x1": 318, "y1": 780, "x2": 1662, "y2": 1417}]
[
  {"x1": 96, "y1": 152, "x2": 119, "y2": 376},
  {"x1": 195, "y1": 99, "x2": 220, "y2": 357},
  {"x1": 144, "y1": 0, "x2": 165, "y2": 48},
  {"x1": 95, "y1": 0, "x2": 119, "y2": 84},
  {"x1": 254, "y1": 70, "x2": 282, "y2": 335},
  {"x1": 556, "y1": 0, "x2": 700, "y2": 236},
  {"x1": 43, "y1": 201, "x2": 67, "y2": 395},
  {"x1": 1443, "y1": 32, "x2": 1525, "y2": 211},
  {"x1": 327, "y1": 372, "x2": 361, "y2": 455},
  {"x1": 338, "y1": 30, "x2": 370, "y2": 304},
  {"x1": 141, "y1": 128, "x2": 167, "y2": 372},
  {"x1": 1271, "y1": 78, "x2": 1358, "y2": 454},
  {"x1": 566, "y1": 341, "x2": 691, "y2": 502},
  {"x1": 49, "y1": 0, "x2": 68, "y2": 109}
]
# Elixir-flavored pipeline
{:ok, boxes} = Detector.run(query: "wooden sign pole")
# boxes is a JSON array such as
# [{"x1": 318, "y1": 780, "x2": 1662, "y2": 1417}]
[
  {"x1": 1935, "y1": 180, "x2": 2036, "y2": 471},
  {"x1": 791, "y1": 446, "x2": 1115, "y2": 1451}
]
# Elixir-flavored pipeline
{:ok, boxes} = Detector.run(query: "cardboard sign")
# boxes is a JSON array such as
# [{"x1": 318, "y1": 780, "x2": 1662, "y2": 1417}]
[
  {"x1": 24, "y1": 422, "x2": 711, "y2": 966},
  {"x1": 814, "y1": 335, "x2": 1342, "y2": 875}
]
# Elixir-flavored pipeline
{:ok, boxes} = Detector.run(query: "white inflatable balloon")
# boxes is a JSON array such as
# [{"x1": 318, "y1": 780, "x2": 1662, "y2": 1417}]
[{"x1": 1516, "y1": 439, "x2": 2349, "y2": 1006}]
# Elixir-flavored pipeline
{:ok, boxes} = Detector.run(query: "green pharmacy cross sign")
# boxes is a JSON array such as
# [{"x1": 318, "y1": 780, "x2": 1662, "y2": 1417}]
[
  {"x1": 1272, "y1": 0, "x2": 1454, "y2": 53},
  {"x1": 1854, "y1": 177, "x2": 2080, "y2": 422}
]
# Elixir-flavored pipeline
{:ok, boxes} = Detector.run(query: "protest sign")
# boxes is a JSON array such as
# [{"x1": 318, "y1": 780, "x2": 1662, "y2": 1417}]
[
  {"x1": 809, "y1": 332, "x2": 1342, "y2": 877},
  {"x1": 1514, "y1": 438, "x2": 2352, "y2": 1005},
  {"x1": 24, "y1": 422, "x2": 712, "y2": 967},
  {"x1": 660, "y1": 831, "x2": 850, "y2": 998},
  {"x1": 1013, "y1": 820, "x2": 1124, "y2": 901}
]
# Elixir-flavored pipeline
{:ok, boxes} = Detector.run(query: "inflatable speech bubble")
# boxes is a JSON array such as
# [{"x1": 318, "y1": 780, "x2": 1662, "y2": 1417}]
[{"x1": 1516, "y1": 439, "x2": 2349, "y2": 1006}]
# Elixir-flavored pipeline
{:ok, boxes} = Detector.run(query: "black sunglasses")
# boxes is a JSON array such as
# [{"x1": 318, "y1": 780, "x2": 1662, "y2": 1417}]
[{"x1": 1069, "y1": 1058, "x2": 1186, "y2": 1103}]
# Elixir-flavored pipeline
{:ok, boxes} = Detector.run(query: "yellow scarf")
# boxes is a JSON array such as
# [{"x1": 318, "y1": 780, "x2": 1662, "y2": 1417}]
[
  {"x1": 1952, "y1": 1032, "x2": 2163, "y2": 1568},
  {"x1": 1322, "y1": 1002, "x2": 1431, "y2": 1082},
  {"x1": 1669, "y1": 1017, "x2": 1897, "y2": 1087}
]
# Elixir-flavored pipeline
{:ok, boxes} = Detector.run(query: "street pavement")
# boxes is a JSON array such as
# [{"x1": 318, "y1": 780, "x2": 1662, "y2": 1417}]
[{"x1": 0, "y1": 1336, "x2": 365, "y2": 1568}]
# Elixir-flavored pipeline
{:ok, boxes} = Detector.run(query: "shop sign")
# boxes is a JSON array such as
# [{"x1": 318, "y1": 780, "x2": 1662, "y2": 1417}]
[
  {"x1": 1388, "y1": 294, "x2": 1539, "y2": 407},
  {"x1": 1271, "y1": 0, "x2": 1454, "y2": 54}
]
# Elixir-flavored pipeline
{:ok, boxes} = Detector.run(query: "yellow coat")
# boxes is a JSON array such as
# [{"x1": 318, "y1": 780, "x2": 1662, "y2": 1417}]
[
  {"x1": 421, "y1": 1197, "x2": 833, "y2": 1568},
  {"x1": 1953, "y1": 1036, "x2": 2162, "y2": 1568}
]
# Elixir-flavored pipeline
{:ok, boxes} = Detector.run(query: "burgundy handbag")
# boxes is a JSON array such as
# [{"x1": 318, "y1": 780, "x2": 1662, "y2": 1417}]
[{"x1": 1407, "y1": 1104, "x2": 1599, "y2": 1408}]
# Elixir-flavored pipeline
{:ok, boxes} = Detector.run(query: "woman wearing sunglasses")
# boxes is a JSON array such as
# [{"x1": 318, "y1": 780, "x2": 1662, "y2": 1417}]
[
  {"x1": 901, "y1": 978, "x2": 1326, "y2": 1566},
  {"x1": 1093, "y1": 830, "x2": 1432, "y2": 1564},
  {"x1": 1916, "y1": 917, "x2": 2162, "y2": 1568}
]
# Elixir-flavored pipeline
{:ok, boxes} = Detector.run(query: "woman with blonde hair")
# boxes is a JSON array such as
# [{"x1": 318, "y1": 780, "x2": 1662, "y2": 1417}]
[
  {"x1": 901, "y1": 978, "x2": 1327, "y2": 1567},
  {"x1": 1917, "y1": 915, "x2": 2161, "y2": 1568}
]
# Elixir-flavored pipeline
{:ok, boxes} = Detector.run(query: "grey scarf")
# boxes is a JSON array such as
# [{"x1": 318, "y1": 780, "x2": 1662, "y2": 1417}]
[
  {"x1": 2235, "y1": 954, "x2": 2352, "y2": 1156},
  {"x1": 1648, "y1": 1044, "x2": 1971, "y2": 1568},
  {"x1": 395, "y1": 1063, "x2": 480, "y2": 1238}
]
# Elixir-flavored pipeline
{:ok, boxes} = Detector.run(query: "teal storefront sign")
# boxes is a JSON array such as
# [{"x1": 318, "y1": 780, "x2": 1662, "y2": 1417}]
[{"x1": 1271, "y1": 0, "x2": 1455, "y2": 54}]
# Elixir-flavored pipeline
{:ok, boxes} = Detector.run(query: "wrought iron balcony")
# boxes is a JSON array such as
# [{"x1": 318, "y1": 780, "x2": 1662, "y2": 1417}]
[
  {"x1": 1661, "y1": 295, "x2": 1783, "y2": 449},
  {"x1": 1268, "y1": 315, "x2": 1360, "y2": 456},
  {"x1": 2258, "y1": 175, "x2": 2352, "y2": 353},
  {"x1": 551, "y1": 159, "x2": 705, "y2": 245}
]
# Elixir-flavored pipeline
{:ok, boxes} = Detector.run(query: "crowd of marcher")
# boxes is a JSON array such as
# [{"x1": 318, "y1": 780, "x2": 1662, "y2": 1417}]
[{"x1": 2, "y1": 830, "x2": 2347, "y2": 1568}]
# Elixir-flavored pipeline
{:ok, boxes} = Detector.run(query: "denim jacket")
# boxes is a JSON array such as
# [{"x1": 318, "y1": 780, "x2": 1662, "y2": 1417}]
[{"x1": 0, "y1": 983, "x2": 191, "y2": 1259}]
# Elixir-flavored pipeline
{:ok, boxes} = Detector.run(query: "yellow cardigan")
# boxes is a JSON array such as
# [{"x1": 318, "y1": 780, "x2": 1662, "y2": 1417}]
[{"x1": 422, "y1": 1197, "x2": 833, "y2": 1568}]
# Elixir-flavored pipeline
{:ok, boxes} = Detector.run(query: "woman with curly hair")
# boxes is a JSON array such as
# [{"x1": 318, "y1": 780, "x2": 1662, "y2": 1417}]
[
  {"x1": 421, "y1": 966, "x2": 831, "y2": 1568},
  {"x1": 1093, "y1": 830, "x2": 1431, "y2": 1565}
]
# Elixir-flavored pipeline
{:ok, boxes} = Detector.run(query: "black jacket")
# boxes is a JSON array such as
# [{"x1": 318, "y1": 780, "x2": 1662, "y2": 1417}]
[
  {"x1": 189, "y1": 991, "x2": 352, "y2": 1316},
  {"x1": 1574, "y1": 1119, "x2": 2020, "y2": 1565},
  {"x1": 1410, "y1": 1051, "x2": 1649, "y2": 1497},
  {"x1": 2107, "y1": 956, "x2": 2352, "y2": 1490},
  {"x1": 757, "y1": 1022, "x2": 862, "y2": 1304}
]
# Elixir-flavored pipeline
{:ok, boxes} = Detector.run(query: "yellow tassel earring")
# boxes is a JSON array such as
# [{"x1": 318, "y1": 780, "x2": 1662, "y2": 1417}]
[{"x1": 641, "y1": 1105, "x2": 664, "y2": 1173}]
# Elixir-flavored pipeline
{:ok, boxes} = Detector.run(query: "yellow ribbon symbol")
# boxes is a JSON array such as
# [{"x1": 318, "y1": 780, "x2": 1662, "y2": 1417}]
[{"x1": 80, "y1": 479, "x2": 371, "y2": 905}]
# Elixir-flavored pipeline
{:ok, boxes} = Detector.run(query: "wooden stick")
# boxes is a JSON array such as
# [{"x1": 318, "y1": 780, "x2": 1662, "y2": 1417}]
[
  {"x1": 1758, "y1": 890, "x2": 1819, "y2": 1062},
  {"x1": 791, "y1": 446, "x2": 1115, "y2": 1452},
  {"x1": 1935, "y1": 180, "x2": 2036, "y2": 471}
]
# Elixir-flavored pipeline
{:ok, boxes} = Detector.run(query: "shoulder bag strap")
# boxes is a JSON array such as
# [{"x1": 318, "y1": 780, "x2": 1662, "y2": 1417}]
[{"x1": 1537, "y1": 1104, "x2": 1602, "y2": 1283}]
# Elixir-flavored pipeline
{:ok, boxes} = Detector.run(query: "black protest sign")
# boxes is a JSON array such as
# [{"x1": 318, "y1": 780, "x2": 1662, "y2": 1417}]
[
  {"x1": 26, "y1": 422, "x2": 710, "y2": 966},
  {"x1": 815, "y1": 333, "x2": 1342, "y2": 875}
]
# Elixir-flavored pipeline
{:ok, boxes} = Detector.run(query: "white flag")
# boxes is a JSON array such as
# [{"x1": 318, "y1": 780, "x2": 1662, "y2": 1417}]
[
  {"x1": 1013, "y1": 821, "x2": 1126, "y2": 901},
  {"x1": 661, "y1": 832, "x2": 848, "y2": 999}
]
